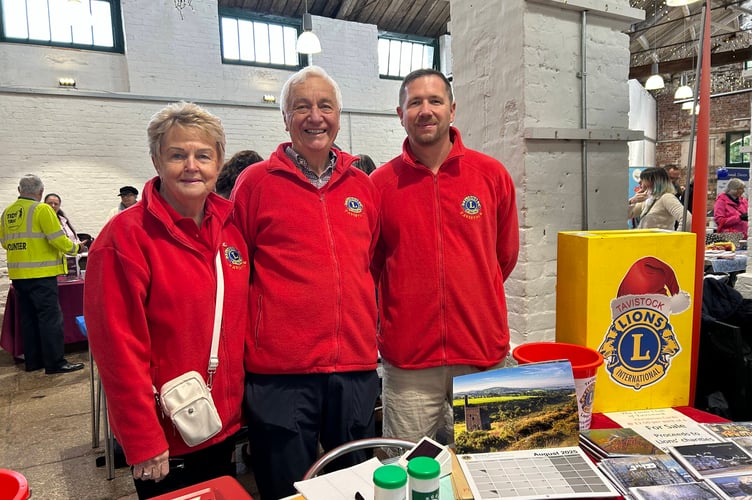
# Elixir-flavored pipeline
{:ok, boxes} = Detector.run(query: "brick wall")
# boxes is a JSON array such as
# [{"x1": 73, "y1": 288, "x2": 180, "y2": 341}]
[{"x1": 655, "y1": 89, "x2": 751, "y2": 214}]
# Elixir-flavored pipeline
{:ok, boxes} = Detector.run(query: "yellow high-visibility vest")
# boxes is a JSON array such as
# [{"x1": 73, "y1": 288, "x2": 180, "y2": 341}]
[{"x1": 0, "y1": 197, "x2": 80, "y2": 279}]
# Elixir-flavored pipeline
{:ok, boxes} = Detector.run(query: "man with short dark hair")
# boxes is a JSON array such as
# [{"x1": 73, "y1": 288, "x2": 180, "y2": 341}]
[
  {"x1": 665, "y1": 165, "x2": 685, "y2": 199},
  {"x1": 0, "y1": 174, "x2": 86, "y2": 374},
  {"x1": 371, "y1": 69, "x2": 519, "y2": 445}
]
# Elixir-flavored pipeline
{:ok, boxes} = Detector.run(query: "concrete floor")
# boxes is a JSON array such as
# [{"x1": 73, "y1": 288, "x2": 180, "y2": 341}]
[{"x1": 0, "y1": 348, "x2": 258, "y2": 500}]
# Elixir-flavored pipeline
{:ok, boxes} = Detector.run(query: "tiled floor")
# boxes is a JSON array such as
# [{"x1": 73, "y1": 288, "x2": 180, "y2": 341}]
[{"x1": 0, "y1": 348, "x2": 258, "y2": 500}]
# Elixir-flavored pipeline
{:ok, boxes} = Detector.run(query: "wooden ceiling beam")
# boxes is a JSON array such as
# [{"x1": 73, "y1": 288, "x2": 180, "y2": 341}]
[{"x1": 629, "y1": 47, "x2": 752, "y2": 79}]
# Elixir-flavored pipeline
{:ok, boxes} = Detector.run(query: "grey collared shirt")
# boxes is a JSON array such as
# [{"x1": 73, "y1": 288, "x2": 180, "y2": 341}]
[{"x1": 285, "y1": 146, "x2": 337, "y2": 189}]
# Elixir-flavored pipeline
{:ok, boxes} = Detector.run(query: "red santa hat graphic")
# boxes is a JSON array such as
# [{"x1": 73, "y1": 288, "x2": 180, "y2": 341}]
[{"x1": 615, "y1": 256, "x2": 691, "y2": 314}]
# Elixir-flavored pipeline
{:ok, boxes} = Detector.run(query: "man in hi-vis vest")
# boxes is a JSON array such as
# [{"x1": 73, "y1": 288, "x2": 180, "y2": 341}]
[{"x1": 1, "y1": 174, "x2": 87, "y2": 374}]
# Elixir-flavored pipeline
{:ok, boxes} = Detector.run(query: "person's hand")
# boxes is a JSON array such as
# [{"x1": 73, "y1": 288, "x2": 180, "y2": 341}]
[
  {"x1": 78, "y1": 244, "x2": 88, "y2": 254},
  {"x1": 741, "y1": 213, "x2": 748, "y2": 221},
  {"x1": 133, "y1": 449, "x2": 170, "y2": 482},
  {"x1": 629, "y1": 190, "x2": 648, "y2": 206}
]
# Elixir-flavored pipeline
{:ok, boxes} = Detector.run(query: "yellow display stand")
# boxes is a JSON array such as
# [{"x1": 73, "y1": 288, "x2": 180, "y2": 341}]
[{"x1": 556, "y1": 230, "x2": 697, "y2": 413}]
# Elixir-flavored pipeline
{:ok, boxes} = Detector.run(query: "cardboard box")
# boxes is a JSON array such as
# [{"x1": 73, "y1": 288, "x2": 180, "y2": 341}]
[{"x1": 556, "y1": 229, "x2": 697, "y2": 413}]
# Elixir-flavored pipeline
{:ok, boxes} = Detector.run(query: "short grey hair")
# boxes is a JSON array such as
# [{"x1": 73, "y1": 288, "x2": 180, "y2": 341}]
[
  {"x1": 279, "y1": 65, "x2": 342, "y2": 114},
  {"x1": 19, "y1": 174, "x2": 43, "y2": 196},
  {"x1": 147, "y1": 101, "x2": 226, "y2": 165},
  {"x1": 726, "y1": 178, "x2": 746, "y2": 193}
]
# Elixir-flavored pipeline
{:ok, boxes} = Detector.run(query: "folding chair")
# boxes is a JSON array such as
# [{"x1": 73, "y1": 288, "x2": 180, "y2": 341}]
[
  {"x1": 75, "y1": 315, "x2": 115, "y2": 480},
  {"x1": 303, "y1": 438, "x2": 415, "y2": 480}
]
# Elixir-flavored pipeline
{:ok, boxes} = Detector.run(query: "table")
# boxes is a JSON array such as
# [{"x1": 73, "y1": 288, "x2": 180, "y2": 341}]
[
  {"x1": 591, "y1": 405, "x2": 729, "y2": 429},
  {"x1": 0, "y1": 278, "x2": 86, "y2": 359},
  {"x1": 705, "y1": 251, "x2": 748, "y2": 274}
]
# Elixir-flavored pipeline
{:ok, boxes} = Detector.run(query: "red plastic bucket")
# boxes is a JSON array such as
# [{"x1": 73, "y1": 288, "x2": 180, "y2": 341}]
[
  {"x1": 512, "y1": 342, "x2": 604, "y2": 429},
  {"x1": 0, "y1": 469, "x2": 30, "y2": 500},
  {"x1": 512, "y1": 342, "x2": 603, "y2": 378}
]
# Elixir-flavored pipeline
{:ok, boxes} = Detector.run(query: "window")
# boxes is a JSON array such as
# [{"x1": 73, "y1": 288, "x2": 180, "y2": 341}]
[
  {"x1": 378, "y1": 34, "x2": 436, "y2": 79},
  {"x1": 220, "y1": 10, "x2": 301, "y2": 69},
  {"x1": 726, "y1": 131, "x2": 750, "y2": 167},
  {"x1": 0, "y1": 0, "x2": 123, "y2": 52}
]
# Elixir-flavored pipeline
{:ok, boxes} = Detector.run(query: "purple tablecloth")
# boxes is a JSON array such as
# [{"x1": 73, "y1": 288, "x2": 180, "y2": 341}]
[{"x1": 0, "y1": 278, "x2": 86, "y2": 359}]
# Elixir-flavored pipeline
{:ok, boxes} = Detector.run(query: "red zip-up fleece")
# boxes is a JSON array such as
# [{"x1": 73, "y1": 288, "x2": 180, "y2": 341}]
[
  {"x1": 232, "y1": 144, "x2": 380, "y2": 374},
  {"x1": 371, "y1": 127, "x2": 519, "y2": 370},
  {"x1": 84, "y1": 177, "x2": 250, "y2": 465}
]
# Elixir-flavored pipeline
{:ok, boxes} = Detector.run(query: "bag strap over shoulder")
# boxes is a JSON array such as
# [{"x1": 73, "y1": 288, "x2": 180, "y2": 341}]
[{"x1": 207, "y1": 250, "x2": 224, "y2": 389}]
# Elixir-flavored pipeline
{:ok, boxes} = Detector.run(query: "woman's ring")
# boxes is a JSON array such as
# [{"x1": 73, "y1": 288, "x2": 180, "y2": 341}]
[{"x1": 143, "y1": 472, "x2": 151, "y2": 477}]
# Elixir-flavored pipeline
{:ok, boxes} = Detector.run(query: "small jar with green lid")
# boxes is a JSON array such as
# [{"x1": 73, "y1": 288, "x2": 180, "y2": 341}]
[
  {"x1": 407, "y1": 456, "x2": 440, "y2": 500},
  {"x1": 373, "y1": 464, "x2": 407, "y2": 500}
]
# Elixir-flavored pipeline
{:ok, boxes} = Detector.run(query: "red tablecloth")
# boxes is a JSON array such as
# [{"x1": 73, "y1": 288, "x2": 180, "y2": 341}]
[{"x1": 0, "y1": 278, "x2": 86, "y2": 359}]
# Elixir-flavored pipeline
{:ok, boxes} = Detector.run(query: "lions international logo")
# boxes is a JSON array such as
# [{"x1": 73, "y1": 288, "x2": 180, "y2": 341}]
[
  {"x1": 344, "y1": 197, "x2": 364, "y2": 217},
  {"x1": 598, "y1": 256, "x2": 689, "y2": 391},
  {"x1": 223, "y1": 244, "x2": 247, "y2": 270},
  {"x1": 461, "y1": 195, "x2": 481, "y2": 219}
]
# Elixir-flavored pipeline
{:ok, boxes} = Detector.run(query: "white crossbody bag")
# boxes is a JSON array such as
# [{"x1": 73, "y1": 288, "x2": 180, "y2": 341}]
[{"x1": 157, "y1": 251, "x2": 224, "y2": 447}]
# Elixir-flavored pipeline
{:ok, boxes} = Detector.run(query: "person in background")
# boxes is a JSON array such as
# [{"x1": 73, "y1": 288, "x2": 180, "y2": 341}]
[
  {"x1": 231, "y1": 66, "x2": 380, "y2": 500},
  {"x1": 0, "y1": 174, "x2": 86, "y2": 374},
  {"x1": 107, "y1": 186, "x2": 139, "y2": 220},
  {"x1": 370, "y1": 68, "x2": 520, "y2": 445},
  {"x1": 714, "y1": 177, "x2": 748, "y2": 235},
  {"x1": 44, "y1": 194, "x2": 89, "y2": 246},
  {"x1": 354, "y1": 154, "x2": 376, "y2": 175},
  {"x1": 84, "y1": 102, "x2": 250, "y2": 499},
  {"x1": 629, "y1": 167, "x2": 691, "y2": 230},
  {"x1": 665, "y1": 165, "x2": 685, "y2": 201},
  {"x1": 44, "y1": 193, "x2": 92, "y2": 276},
  {"x1": 215, "y1": 149, "x2": 264, "y2": 199}
]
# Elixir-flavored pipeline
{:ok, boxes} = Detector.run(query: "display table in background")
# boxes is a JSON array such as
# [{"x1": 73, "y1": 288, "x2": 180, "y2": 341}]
[
  {"x1": 0, "y1": 277, "x2": 86, "y2": 359},
  {"x1": 705, "y1": 251, "x2": 748, "y2": 274}
]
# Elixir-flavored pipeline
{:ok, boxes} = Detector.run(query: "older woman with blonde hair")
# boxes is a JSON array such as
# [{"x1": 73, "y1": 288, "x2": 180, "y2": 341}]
[
  {"x1": 629, "y1": 167, "x2": 691, "y2": 230},
  {"x1": 84, "y1": 102, "x2": 250, "y2": 499},
  {"x1": 714, "y1": 177, "x2": 748, "y2": 235}
]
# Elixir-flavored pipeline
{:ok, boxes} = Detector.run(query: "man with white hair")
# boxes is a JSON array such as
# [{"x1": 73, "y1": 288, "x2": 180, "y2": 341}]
[{"x1": 1, "y1": 174, "x2": 86, "y2": 374}]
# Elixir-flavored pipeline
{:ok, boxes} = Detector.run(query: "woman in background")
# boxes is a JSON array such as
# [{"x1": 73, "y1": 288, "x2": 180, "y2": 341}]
[
  {"x1": 84, "y1": 102, "x2": 250, "y2": 499},
  {"x1": 714, "y1": 178, "x2": 748, "y2": 235},
  {"x1": 628, "y1": 167, "x2": 691, "y2": 230},
  {"x1": 44, "y1": 193, "x2": 90, "y2": 247}
]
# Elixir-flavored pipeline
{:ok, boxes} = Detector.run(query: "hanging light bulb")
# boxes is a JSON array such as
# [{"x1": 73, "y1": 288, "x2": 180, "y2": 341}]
[
  {"x1": 674, "y1": 74, "x2": 693, "y2": 100},
  {"x1": 645, "y1": 63, "x2": 665, "y2": 90},
  {"x1": 296, "y1": 1, "x2": 321, "y2": 54}
]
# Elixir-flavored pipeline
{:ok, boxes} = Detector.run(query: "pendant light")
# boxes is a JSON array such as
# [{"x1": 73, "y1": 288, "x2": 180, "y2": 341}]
[
  {"x1": 296, "y1": 0, "x2": 321, "y2": 54},
  {"x1": 674, "y1": 74, "x2": 693, "y2": 100},
  {"x1": 644, "y1": 3, "x2": 664, "y2": 91},
  {"x1": 645, "y1": 63, "x2": 665, "y2": 90}
]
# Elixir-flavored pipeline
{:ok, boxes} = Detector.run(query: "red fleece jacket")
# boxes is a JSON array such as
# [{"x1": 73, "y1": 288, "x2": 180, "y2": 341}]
[
  {"x1": 371, "y1": 128, "x2": 519, "y2": 370},
  {"x1": 84, "y1": 177, "x2": 250, "y2": 465},
  {"x1": 232, "y1": 144, "x2": 380, "y2": 374}
]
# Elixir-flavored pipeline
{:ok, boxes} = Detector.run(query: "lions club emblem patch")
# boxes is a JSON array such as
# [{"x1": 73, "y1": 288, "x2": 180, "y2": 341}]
[
  {"x1": 344, "y1": 197, "x2": 364, "y2": 216},
  {"x1": 223, "y1": 244, "x2": 246, "y2": 270},
  {"x1": 461, "y1": 195, "x2": 481, "y2": 219}
]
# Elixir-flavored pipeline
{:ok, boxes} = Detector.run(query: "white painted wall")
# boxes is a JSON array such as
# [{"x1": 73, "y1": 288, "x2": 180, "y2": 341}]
[
  {"x1": 628, "y1": 79, "x2": 657, "y2": 167},
  {"x1": 0, "y1": 1, "x2": 406, "y2": 261},
  {"x1": 450, "y1": 0, "x2": 642, "y2": 344}
]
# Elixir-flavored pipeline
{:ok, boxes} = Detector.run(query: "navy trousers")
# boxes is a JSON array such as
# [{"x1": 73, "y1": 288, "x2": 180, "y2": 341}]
[
  {"x1": 245, "y1": 370, "x2": 380, "y2": 500},
  {"x1": 12, "y1": 277, "x2": 66, "y2": 371}
]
